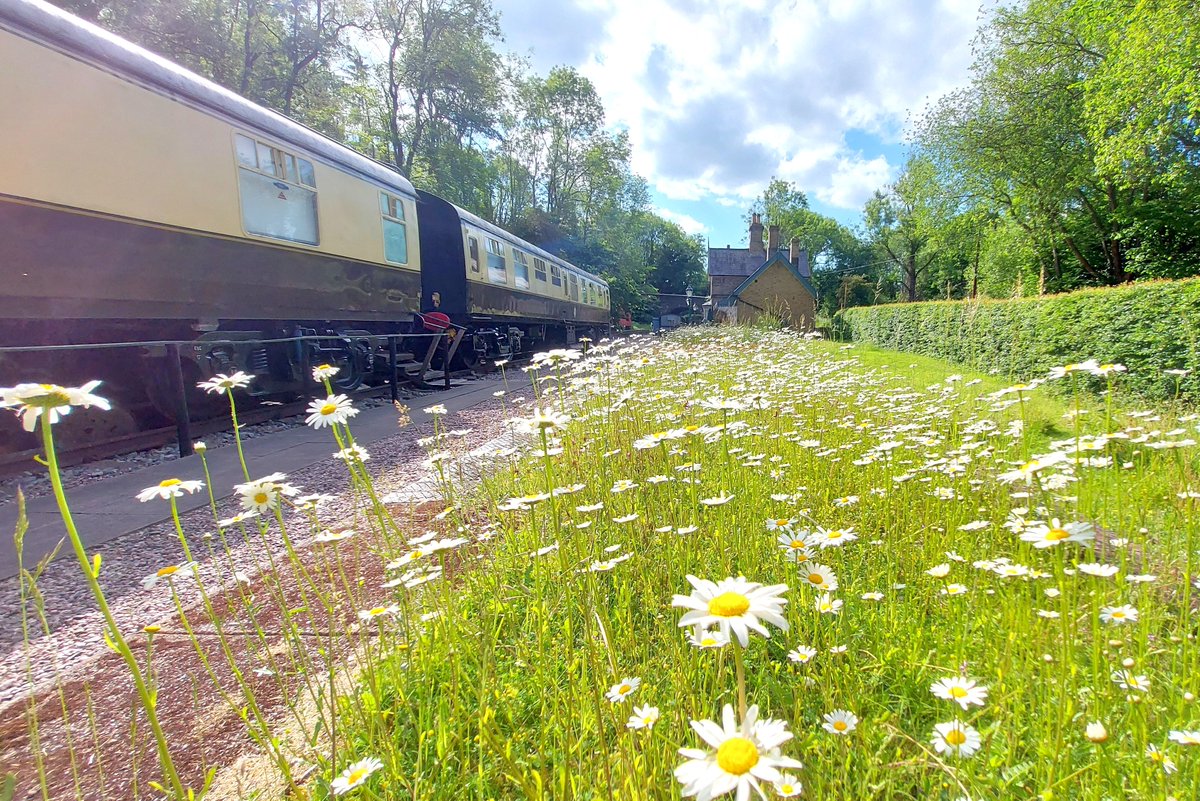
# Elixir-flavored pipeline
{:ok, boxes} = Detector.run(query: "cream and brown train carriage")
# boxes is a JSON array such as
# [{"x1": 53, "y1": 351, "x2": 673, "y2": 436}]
[
  {"x1": 0, "y1": 0, "x2": 609, "y2": 444},
  {"x1": 0, "y1": 0, "x2": 423, "y2": 412},
  {"x1": 416, "y1": 192, "x2": 610, "y2": 364}
]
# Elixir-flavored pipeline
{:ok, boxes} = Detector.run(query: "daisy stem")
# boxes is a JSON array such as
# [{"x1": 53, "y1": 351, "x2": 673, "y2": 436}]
[
  {"x1": 40, "y1": 421, "x2": 187, "y2": 801},
  {"x1": 228, "y1": 393, "x2": 251, "y2": 483},
  {"x1": 732, "y1": 640, "x2": 748, "y2": 720}
]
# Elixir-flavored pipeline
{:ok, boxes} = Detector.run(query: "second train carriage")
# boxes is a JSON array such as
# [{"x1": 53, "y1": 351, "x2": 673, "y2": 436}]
[
  {"x1": 416, "y1": 192, "x2": 609, "y2": 364},
  {"x1": 0, "y1": 0, "x2": 609, "y2": 444}
]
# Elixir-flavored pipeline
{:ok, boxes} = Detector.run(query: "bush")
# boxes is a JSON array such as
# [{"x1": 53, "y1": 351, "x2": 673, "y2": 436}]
[{"x1": 835, "y1": 279, "x2": 1200, "y2": 402}]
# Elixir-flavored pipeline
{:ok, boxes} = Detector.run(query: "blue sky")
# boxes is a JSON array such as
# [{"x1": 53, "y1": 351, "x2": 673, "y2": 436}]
[{"x1": 491, "y1": 0, "x2": 980, "y2": 250}]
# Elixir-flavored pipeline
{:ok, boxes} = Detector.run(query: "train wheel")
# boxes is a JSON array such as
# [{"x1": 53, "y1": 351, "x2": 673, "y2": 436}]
[{"x1": 55, "y1": 405, "x2": 139, "y2": 449}]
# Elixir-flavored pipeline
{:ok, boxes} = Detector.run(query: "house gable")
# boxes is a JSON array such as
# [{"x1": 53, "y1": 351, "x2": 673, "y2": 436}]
[{"x1": 722, "y1": 254, "x2": 816, "y2": 330}]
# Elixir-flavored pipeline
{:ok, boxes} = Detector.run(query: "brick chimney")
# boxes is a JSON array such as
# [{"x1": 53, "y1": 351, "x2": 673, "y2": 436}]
[
  {"x1": 748, "y1": 213, "x2": 764, "y2": 255},
  {"x1": 767, "y1": 224, "x2": 781, "y2": 253},
  {"x1": 789, "y1": 237, "x2": 800, "y2": 266}
]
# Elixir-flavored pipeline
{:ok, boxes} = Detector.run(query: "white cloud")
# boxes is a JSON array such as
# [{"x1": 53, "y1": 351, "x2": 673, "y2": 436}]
[
  {"x1": 654, "y1": 206, "x2": 708, "y2": 235},
  {"x1": 815, "y1": 155, "x2": 894, "y2": 210},
  {"x1": 494, "y1": 0, "x2": 979, "y2": 222}
]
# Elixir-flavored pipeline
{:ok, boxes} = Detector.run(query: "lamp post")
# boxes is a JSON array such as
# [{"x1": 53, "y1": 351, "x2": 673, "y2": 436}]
[{"x1": 685, "y1": 285, "x2": 694, "y2": 323}]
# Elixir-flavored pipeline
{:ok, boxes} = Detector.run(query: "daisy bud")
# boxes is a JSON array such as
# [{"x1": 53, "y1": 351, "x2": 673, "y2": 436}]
[
  {"x1": 1122, "y1": 657, "x2": 1135, "y2": 668},
  {"x1": 1042, "y1": 654, "x2": 1054, "y2": 662},
  {"x1": 194, "y1": 441, "x2": 207, "y2": 452},
  {"x1": 1086, "y1": 722, "x2": 1108, "y2": 743},
  {"x1": 1185, "y1": 692, "x2": 1195, "y2": 703}
]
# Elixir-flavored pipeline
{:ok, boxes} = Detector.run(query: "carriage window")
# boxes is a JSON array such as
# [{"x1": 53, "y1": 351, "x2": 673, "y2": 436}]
[
  {"x1": 467, "y1": 235, "x2": 481, "y2": 274},
  {"x1": 380, "y1": 192, "x2": 408, "y2": 265},
  {"x1": 550, "y1": 264, "x2": 562, "y2": 288},
  {"x1": 486, "y1": 238, "x2": 508, "y2": 284},
  {"x1": 513, "y1": 250, "x2": 530, "y2": 289},
  {"x1": 235, "y1": 133, "x2": 318, "y2": 245},
  {"x1": 569, "y1": 273, "x2": 579, "y2": 301},
  {"x1": 533, "y1": 258, "x2": 547, "y2": 283},
  {"x1": 235, "y1": 134, "x2": 257, "y2": 167}
]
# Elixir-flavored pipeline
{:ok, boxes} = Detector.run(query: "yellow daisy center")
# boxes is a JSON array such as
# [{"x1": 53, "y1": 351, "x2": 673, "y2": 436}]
[
  {"x1": 716, "y1": 736, "x2": 759, "y2": 775},
  {"x1": 160, "y1": 478, "x2": 182, "y2": 487},
  {"x1": 708, "y1": 591, "x2": 751, "y2": 617},
  {"x1": 1112, "y1": 610, "x2": 1125, "y2": 618},
  {"x1": 790, "y1": 539, "x2": 805, "y2": 548},
  {"x1": 317, "y1": 363, "x2": 333, "y2": 371},
  {"x1": 369, "y1": 607, "x2": 387, "y2": 616},
  {"x1": 320, "y1": 403, "x2": 339, "y2": 416},
  {"x1": 950, "y1": 687, "x2": 968, "y2": 698},
  {"x1": 156, "y1": 566, "x2": 179, "y2": 577},
  {"x1": 618, "y1": 683, "x2": 631, "y2": 694},
  {"x1": 808, "y1": 572, "x2": 824, "y2": 584},
  {"x1": 1045, "y1": 528, "x2": 1070, "y2": 541},
  {"x1": 828, "y1": 531, "x2": 843, "y2": 539},
  {"x1": 833, "y1": 720, "x2": 848, "y2": 731},
  {"x1": 254, "y1": 492, "x2": 269, "y2": 505},
  {"x1": 346, "y1": 767, "x2": 369, "y2": 785},
  {"x1": 946, "y1": 729, "x2": 967, "y2": 746}
]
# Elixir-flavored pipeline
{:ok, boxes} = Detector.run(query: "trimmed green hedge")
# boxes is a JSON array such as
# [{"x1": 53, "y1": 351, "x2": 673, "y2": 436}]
[{"x1": 835, "y1": 279, "x2": 1200, "y2": 402}]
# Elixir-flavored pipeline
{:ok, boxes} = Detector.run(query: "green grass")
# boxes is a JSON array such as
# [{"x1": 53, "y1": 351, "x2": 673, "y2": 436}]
[
  {"x1": 331, "y1": 327, "x2": 1200, "y2": 800},
  {"x1": 15, "y1": 328, "x2": 1200, "y2": 801}
]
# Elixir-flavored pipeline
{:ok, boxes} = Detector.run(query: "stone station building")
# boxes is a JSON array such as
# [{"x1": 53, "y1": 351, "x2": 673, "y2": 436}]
[{"x1": 707, "y1": 213, "x2": 816, "y2": 329}]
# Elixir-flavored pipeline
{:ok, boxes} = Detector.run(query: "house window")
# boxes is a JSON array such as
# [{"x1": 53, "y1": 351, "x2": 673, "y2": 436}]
[
  {"x1": 467, "y1": 235, "x2": 481, "y2": 274},
  {"x1": 550, "y1": 264, "x2": 562, "y2": 288},
  {"x1": 513, "y1": 250, "x2": 530, "y2": 289},
  {"x1": 486, "y1": 238, "x2": 507, "y2": 284},
  {"x1": 234, "y1": 133, "x2": 318, "y2": 245},
  {"x1": 533, "y1": 257, "x2": 547, "y2": 283},
  {"x1": 380, "y1": 192, "x2": 408, "y2": 265}
]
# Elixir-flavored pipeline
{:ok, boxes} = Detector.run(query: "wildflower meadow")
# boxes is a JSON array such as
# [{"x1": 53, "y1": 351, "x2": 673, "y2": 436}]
[{"x1": 6, "y1": 326, "x2": 1200, "y2": 800}]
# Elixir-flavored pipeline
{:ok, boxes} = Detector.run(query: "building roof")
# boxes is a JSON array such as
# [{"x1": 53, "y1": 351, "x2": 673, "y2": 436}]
[
  {"x1": 726, "y1": 253, "x2": 817, "y2": 302},
  {"x1": 708, "y1": 247, "x2": 764, "y2": 277}
]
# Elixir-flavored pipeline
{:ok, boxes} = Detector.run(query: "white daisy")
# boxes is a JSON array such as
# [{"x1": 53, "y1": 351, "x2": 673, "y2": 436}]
[
  {"x1": 675, "y1": 704, "x2": 804, "y2": 801},
  {"x1": 627, "y1": 705, "x2": 660, "y2": 730},
  {"x1": 930, "y1": 677, "x2": 989, "y2": 710},
  {"x1": 931, "y1": 720, "x2": 982, "y2": 758},
  {"x1": 1019, "y1": 518, "x2": 1095, "y2": 548},
  {"x1": 606, "y1": 677, "x2": 641, "y2": 703},
  {"x1": 822, "y1": 709, "x2": 858, "y2": 735},
  {"x1": 673, "y1": 576, "x2": 789, "y2": 646},
  {"x1": 136, "y1": 478, "x2": 204, "y2": 503},
  {"x1": 1099, "y1": 604, "x2": 1139, "y2": 624},
  {"x1": 305, "y1": 394, "x2": 359, "y2": 428},
  {"x1": 799, "y1": 564, "x2": 839, "y2": 592},
  {"x1": 331, "y1": 756, "x2": 384, "y2": 795}
]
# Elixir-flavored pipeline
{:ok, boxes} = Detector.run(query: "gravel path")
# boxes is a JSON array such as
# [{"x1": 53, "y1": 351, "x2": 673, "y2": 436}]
[{"x1": 0, "y1": 388, "x2": 527, "y2": 711}]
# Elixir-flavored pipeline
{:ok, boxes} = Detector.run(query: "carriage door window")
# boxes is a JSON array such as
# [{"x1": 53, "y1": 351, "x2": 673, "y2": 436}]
[
  {"x1": 234, "y1": 133, "x2": 318, "y2": 245},
  {"x1": 380, "y1": 192, "x2": 408, "y2": 265},
  {"x1": 467, "y1": 235, "x2": 481, "y2": 274},
  {"x1": 569, "y1": 273, "x2": 579, "y2": 301},
  {"x1": 533, "y1": 258, "x2": 548, "y2": 284},
  {"x1": 486, "y1": 238, "x2": 508, "y2": 284},
  {"x1": 550, "y1": 264, "x2": 563, "y2": 291},
  {"x1": 513, "y1": 250, "x2": 530, "y2": 289}
]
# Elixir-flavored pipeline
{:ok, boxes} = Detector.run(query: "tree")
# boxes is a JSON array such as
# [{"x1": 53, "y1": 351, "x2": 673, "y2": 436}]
[
  {"x1": 863, "y1": 156, "x2": 954, "y2": 302},
  {"x1": 371, "y1": 0, "x2": 503, "y2": 179}
]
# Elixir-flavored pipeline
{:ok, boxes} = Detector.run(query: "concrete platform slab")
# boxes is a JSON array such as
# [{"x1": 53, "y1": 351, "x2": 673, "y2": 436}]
[{"x1": 0, "y1": 376, "x2": 525, "y2": 578}]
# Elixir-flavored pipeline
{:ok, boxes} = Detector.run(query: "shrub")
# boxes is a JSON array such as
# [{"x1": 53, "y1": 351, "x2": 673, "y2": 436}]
[{"x1": 836, "y1": 279, "x2": 1200, "y2": 402}]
